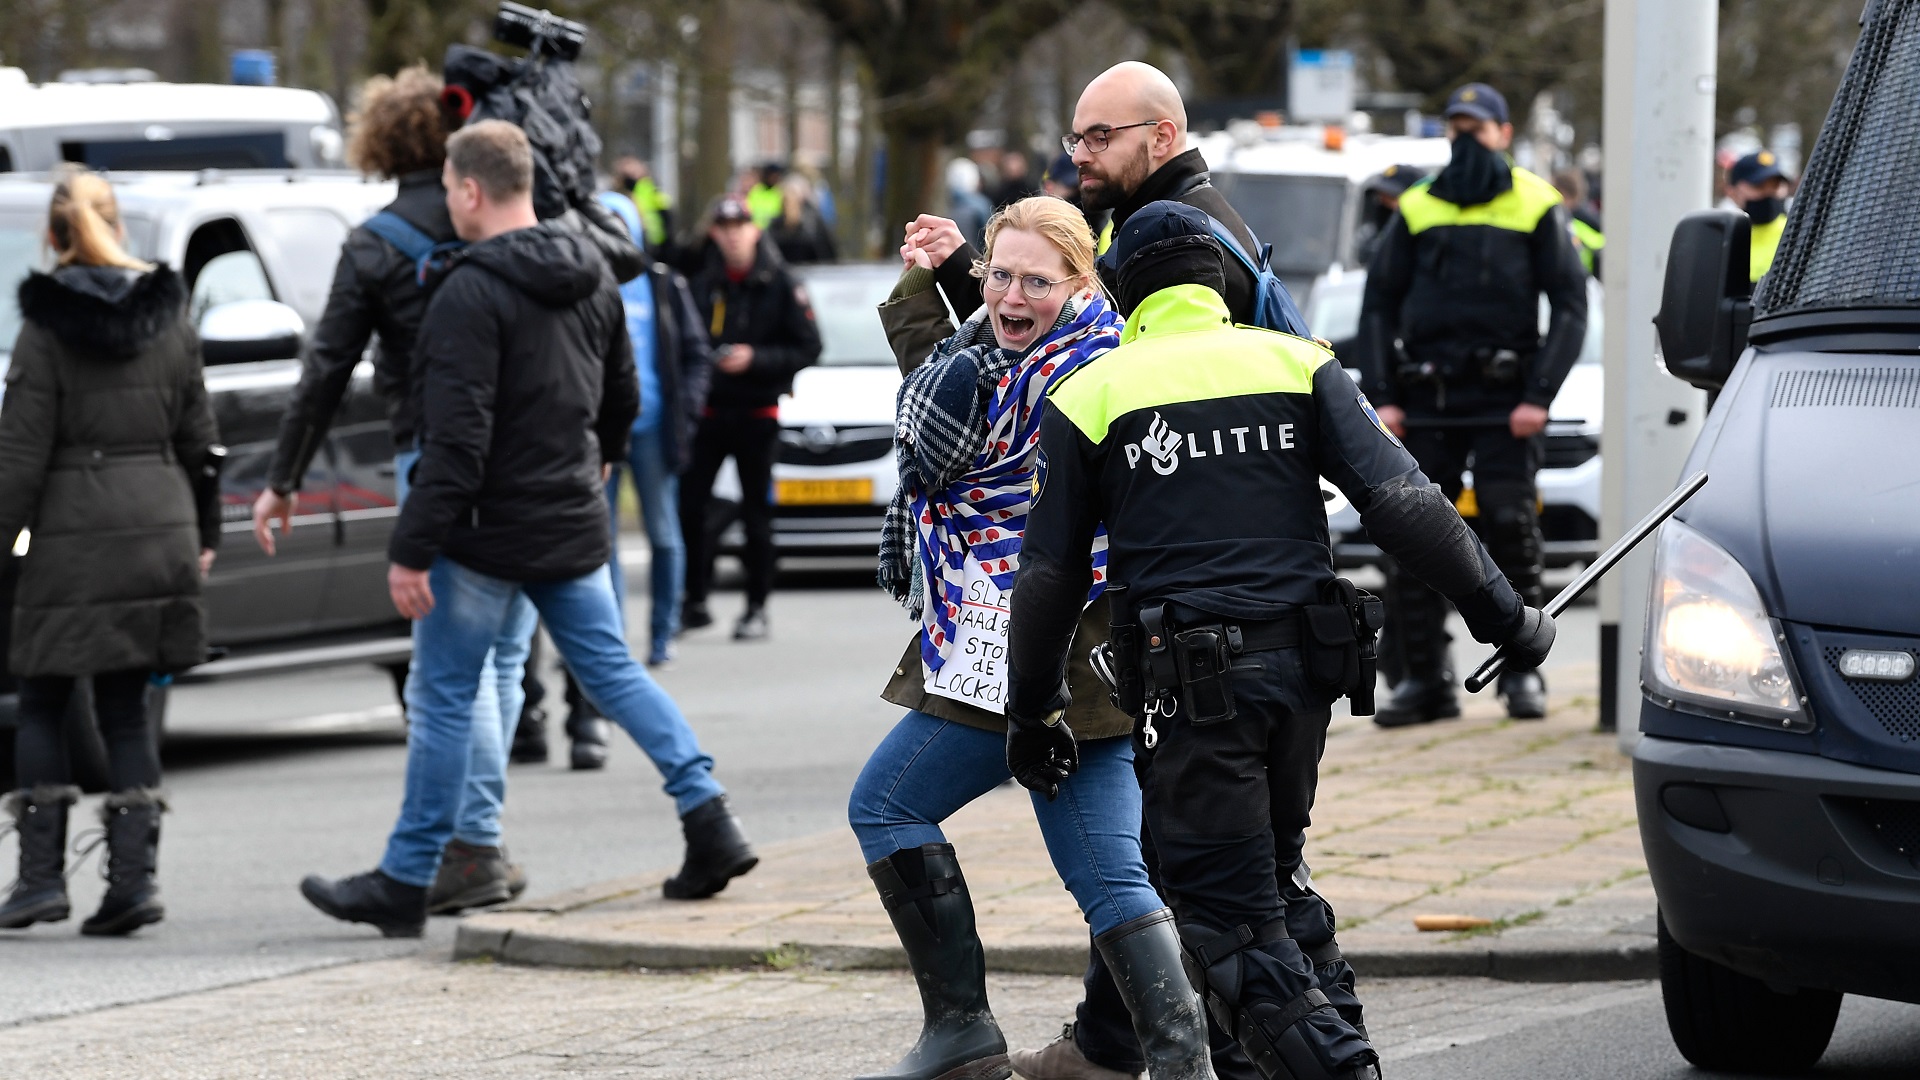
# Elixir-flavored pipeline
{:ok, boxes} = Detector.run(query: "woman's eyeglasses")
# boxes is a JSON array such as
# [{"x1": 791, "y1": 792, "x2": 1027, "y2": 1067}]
[
  {"x1": 1061, "y1": 120, "x2": 1167, "y2": 155},
  {"x1": 982, "y1": 267, "x2": 1075, "y2": 300}
]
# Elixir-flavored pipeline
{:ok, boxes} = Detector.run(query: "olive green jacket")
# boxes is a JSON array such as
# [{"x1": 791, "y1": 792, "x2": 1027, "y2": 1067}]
[{"x1": 873, "y1": 265, "x2": 1132, "y2": 739}]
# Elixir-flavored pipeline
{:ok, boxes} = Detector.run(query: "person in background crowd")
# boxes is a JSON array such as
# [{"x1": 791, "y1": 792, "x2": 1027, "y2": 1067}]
[
  {"x1": 946, "y1": 158, "x2": 994, "y2": 250},
  {"x1": 746, "y1": 162, "x2": 787, "y2": 229},
  {"x1": 1725, "y1": 150, "x2": 1791, "y2": 282},
  {"x1": 1357, "y1": 82, "x2": 1587, "y2": 727},
  {"x1": 0, "y1": 168, "x2": 220, "y2": 937},
  {"x1": 614, "y1": 154, "x2": 675, "y2": 256},
  {"x1": 797, "y1": 162, "x2": 837, "y2": 227},
  {"x1": 991, "y1": 148, "x2": 1038, "y2": 208},
  {"x1": 769, "y1": 172, "x2": 838, "y2": 265},
  {"x1": 679, "y1": 196, "x2": 822, "y2": 642},
  {"x1": 1354, "y1": 165, "x2": 1427, "y2": 267},
  {"x1": 301, "y1": 122, "x2": 756, "y2": 938},
  {"x1": 1552, "y1": 168, "x2": 1605, "y2": 279},
  {"x1": 850, "y1": 195, "x2": 1212, "y2": 1080}
]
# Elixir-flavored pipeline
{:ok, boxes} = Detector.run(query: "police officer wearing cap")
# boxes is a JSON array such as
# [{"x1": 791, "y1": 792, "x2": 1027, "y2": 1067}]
[
  {"x1": 1005, "y1": 200, "x2": 1556, "y2": 1080},
  {"x1": 1725, "y1": 150, "x2": 1791, "y2": 282},
  {"x1": 1355, "y1": 82, "x2": 1587, "y2": 727},
  {"x1": 1353, "y1": 165, "x2": 1427, "y2": 266}
]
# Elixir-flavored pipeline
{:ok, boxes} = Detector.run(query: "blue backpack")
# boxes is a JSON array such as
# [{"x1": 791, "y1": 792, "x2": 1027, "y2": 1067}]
[
  {"x1": 1204, "y1": 217, "x2": 1313, "y2": 339},
  {"x1": 361, "y1": 211, "x2": 466, "y2": 286}
]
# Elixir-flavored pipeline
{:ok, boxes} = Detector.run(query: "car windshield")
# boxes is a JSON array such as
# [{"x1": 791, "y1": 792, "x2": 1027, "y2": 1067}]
[
  {"x1": 0, "y1": 214, "x2": 50, "y2": 357},
  {"x1": 1308, "y1": 281, "x2": 1364, "y2": 342},
  {"x1": 799, "y1": 265, "x2": 901, "y2": 366},
  {"x1": 1215, "y1": 173, "x2": 1349, "y2": 276}
]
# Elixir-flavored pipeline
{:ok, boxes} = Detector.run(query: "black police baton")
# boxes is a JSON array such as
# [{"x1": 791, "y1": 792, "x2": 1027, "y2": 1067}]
[{"x1": 1463, "y1": 471, "x2": 1709, "y2": 694}]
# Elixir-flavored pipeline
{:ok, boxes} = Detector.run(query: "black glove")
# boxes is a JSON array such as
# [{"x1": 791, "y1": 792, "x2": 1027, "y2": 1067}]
[
  {"x1": 1503, "y1": 606, "x2": 1556, "y2": 671},
  {"x1": 1006, "y1": 709, "x2": 1078, "y2": 801}
]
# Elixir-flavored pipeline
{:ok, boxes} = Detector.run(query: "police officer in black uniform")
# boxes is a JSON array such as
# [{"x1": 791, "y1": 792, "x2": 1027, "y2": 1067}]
[
  {"x1": 1006, "y1": 202, "x2": 1556, "y2": 1080},
  {"x1": 1356, "y1": 83, "x2": 1587, "y2": 726}
]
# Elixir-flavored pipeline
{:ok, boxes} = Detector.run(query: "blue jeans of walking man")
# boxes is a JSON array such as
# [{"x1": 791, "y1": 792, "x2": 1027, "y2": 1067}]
[{"x1": 382, "y1": 556, "x2": 726, "y2": 888}]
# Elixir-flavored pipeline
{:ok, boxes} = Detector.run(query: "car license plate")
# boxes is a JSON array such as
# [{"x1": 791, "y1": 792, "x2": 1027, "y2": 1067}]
[{"x1": 776, "y1": 478, "x2": 873, "y2": 505}]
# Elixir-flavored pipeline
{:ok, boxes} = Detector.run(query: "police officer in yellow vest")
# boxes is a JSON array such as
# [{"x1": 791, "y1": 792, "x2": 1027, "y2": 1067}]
[
  {"x1": 1355, "y1": 83, "x2": 1587, "y2": 726},
  {"x1": 1726, "y1": 150, "x2": 1790, "y2": 282},
  {"x1": 1007, "y1": 201, "x2": 1556, "y2": 1080}
]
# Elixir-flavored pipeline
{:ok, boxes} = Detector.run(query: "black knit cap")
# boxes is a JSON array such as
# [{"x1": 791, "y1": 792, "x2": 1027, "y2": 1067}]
[{"x1": 1112, "y1": 200, "x2": 1227, "y2": 316}]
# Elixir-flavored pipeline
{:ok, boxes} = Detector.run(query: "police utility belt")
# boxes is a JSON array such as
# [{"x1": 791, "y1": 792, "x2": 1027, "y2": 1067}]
[
  {"x1": 1090, "y1": 582, "x2": 1385, "y2": 746},
  {"x1": 1394, "y1": 344, "x2": 1532, "y2": 389}
]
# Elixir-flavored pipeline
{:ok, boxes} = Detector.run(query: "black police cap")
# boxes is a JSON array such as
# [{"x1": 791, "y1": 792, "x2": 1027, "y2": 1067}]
[{"x1": 1112, "y1": 200, "x2": 1219, "y2": 273}]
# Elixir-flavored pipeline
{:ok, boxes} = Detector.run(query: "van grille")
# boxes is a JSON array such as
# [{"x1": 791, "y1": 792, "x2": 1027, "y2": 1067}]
[
  {"x1": 1824, "y1": 645, "x2": 1920, "y2": 742},
  {"x1": 1771, "y1": 368, "x2": 1920, "y2": 408},
  {"x1": 1831, "y1": 797, "x2": 1920, "y2": 867}
]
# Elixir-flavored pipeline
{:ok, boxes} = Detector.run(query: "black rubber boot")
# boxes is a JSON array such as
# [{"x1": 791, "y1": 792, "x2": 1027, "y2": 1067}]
[
  {"x1": 563, "y1": 671, "x2": 609, "y2": 771},
  {"x1": 1374, "y1": 576, "x2": 1457, "y2": 728},
  {"x1": 857, "y1": 844, "x2": 1011, "y2": 1080},
  {"x1": 511, "y1": 704, "x2": 550, "y2": 765},
  {"x1": 661, "y1": 795, "x2": 757, "y2": 899},
  {"x1": 299, "y1": 869, "x2": 428, "y2": 938},
  {"x1": 1497, "y1": 669, "x2": 1548, "y2": 720},
  {"x1": 81, "y1": 789, "x2": 168, "y2": 936},
  {"x1": 1096, "y1": 909, "x2": 1216, "y2": 1080},
  {"x1": 427, "y1": 838, "x2": 515, "y2": 915},
  {"x1": 0, "y1": 785, "x2": 78, "y2": 930}
]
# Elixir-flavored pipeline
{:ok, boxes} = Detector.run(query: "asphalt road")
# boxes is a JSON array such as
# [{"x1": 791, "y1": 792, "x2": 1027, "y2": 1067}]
[{"x1": 15, "y1": 559, "x2": 1912, "y2": 1078}]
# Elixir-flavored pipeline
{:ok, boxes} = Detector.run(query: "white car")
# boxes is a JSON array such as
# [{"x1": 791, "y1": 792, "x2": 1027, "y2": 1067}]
[
  {"x1": 710, "y1": 262, "x2": 903, "y2": 557},
  {"x1": 1304, "y1": 268, "x2": 1604, "y2": 567},
  {"x1": 0, "y1": 69, "x2": 346, "y2": 172}
]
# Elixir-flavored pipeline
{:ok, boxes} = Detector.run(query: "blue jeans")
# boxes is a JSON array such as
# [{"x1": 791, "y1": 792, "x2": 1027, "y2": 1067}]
[
  {"x1": 606, "y1": 424, "x2": 683, "y2": 654},
  {"x1": 394, "y1": 448, "x2": 536, "y2": 855},
  {"x1": 380, "y1": 557, "x2": 726, "y2": 887},
  {"x1": 847, "y1": 711, "x2": 1160, "y2": 936}
]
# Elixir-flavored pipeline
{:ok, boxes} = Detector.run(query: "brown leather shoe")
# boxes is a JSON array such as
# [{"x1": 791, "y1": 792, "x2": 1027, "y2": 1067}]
[{"x1": 1010, "y1": 1024, "x2": 1140, "y2": 1080}]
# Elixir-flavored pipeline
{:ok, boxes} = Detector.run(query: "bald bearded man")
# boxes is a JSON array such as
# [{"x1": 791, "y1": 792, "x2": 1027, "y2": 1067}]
[{"x1": 1011, "y1": 61, "x2": 1376, "y2": 1080}]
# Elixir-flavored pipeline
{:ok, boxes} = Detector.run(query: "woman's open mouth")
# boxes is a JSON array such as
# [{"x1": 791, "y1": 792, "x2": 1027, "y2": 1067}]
[{"x1": 997, "y1": 312, "x2": 1035, "y2": 339}]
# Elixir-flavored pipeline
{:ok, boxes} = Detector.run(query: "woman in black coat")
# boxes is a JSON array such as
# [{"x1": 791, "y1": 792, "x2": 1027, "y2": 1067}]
[{"x1": 0, "y1": 168, "x2": 219, "y2": 936}]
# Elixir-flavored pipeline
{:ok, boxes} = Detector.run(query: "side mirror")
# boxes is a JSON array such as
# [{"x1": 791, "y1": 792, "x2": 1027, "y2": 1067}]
[
  {"x1": 1653, "y1": 210, "x2": 1752, "y2": 392},
  {"x1": 199, "y1": 299, "x2": 304, "y2": 365}
]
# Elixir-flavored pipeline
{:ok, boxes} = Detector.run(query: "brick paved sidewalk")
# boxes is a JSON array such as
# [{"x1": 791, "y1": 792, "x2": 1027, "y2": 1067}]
[{"x1": 460, "y1": 678, "x2": 1655, "y2": 981}]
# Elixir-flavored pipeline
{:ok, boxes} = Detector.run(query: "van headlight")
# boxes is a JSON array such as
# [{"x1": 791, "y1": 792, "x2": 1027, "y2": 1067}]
[{"x1": 1642, "y1": 519, "x2": 1810, "y2": 730}]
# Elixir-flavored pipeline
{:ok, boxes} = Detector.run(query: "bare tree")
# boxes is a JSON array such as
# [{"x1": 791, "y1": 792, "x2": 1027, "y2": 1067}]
[
  {"x1": 1115, "y1": 0, "x2": 1292, "y2": 100},
  {"x1": 803, "y1": 0, "x2": 1075, "y2": 232},
  {"x1": 1351, "y1": 0, "x2": 1601, "y2": 117},
  {"x1": 1717, "y1": 0, "x2": 1856, "y2": 149}
]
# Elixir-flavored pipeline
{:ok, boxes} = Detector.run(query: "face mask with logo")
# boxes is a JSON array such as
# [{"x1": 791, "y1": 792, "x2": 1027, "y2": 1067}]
[{"x1": 1743, "y1": 195, "x2": 1786, "y2": 225}]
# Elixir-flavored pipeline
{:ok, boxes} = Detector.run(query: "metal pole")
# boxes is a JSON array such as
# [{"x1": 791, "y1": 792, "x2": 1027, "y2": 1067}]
[{"x1": 1599, "y1": 0, "x2": 1714, "y2": 749}]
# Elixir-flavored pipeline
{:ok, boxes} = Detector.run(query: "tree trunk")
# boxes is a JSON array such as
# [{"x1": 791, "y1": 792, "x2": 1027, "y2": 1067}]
[
  {"x1": 692, "y1": 0, "x2": 736, "y2": 213},
  {"x1": 880, "y1": 117, "x2": 947, "y2": 245},
  {"x1": 847, "y1": 61, "x2": 877, "y2": 258}
]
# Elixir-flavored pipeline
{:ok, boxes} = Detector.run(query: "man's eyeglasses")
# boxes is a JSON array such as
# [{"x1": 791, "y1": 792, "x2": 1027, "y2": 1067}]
[
  {"x1": 982, "y1": 267, "x2": 1075, "y2": 300},
  {"x1": 1061, "y1": 120, "x2": 1168, "y2": 155}
]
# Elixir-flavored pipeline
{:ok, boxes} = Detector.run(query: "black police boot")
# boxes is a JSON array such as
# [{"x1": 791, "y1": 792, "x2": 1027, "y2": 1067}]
[
  {"x1": 1096, "y1": 908, "x2": 1216, "y2": 1080},
  {"x1": 81, "y1": 789, "x2": 167, "y2": 936},
  {"x1": 511, "y1": 704, "x2": 550, "y2": 765},
  {"x1": 563, "y1": 670, "x2": 609, "y2": 771},
  {"x1": 299, "y1": 869, "x2": 427, "y2": 938},
  {"x1": 1374, "y1": 578, "x2": 1457, "y2": 728},
  {"x1": 680, "y1": 600, "x2": 713, "y2": 632},
  {"x1": 661, "y1": 795, "x2": 758, "y2": 899},
  {"x1": 858, "y1": 844, "x2": 1011, "y2": 1080},
  {"x1": 427, "y1": 838, "x2": 515, "y2": 915},
  {"x1": 1497, "y1": 669, "x2": 1548, "y2": 720},
  {"x1": 0, "y1": 785, "x2": 78, "y2": 929}
]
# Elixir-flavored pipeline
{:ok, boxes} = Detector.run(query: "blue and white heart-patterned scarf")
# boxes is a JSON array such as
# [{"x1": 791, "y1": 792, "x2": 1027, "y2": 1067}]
[{"x1": 878, "y1": 287, "x2": 1121, "y2": 677}]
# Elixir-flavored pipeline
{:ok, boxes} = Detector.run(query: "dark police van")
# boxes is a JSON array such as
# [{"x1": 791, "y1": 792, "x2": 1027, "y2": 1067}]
[
  {"x1": 1637, "y1": 3, "x2": 1920, "y2": 1071},
  {"x1": 0, "y1": 169, "x2": 406, "y2": 789}
]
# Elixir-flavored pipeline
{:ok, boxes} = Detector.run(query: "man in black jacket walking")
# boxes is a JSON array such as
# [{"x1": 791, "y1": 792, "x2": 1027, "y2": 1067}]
[
  {"x1": 299, "y1": 122, "x2": 755, "y2": 938},
  {"x1": 678, "y1": 195, "x2": 821, "y2": 641}
]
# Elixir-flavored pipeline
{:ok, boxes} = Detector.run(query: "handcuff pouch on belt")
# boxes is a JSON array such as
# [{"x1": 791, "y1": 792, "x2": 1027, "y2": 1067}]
[
  {"x1": 1095, "y1": 583, "x2": 1146, "y2": 718},
  {"x1": 1303, "y1": 578, "x2": 1386, "y2": 716}
]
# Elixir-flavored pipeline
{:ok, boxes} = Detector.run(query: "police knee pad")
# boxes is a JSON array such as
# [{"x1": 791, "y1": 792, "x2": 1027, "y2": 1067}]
[{"x1": 1177, "y1": 920, "x2": 1373, "y2": 1080}]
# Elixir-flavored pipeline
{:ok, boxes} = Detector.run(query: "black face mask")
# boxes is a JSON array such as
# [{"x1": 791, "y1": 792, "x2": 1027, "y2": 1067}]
[
  {"x1": 1428, "y1": 132, "x2": 1514, "y2": 208},
  {"x1": 1743, "y1": 195, "x2": 1786, "y2": 225}
]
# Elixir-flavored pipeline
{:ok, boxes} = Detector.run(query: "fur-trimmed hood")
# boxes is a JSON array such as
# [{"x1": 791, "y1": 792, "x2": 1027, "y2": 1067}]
[{"x1": 16, "y1": 264, "x2": 187, "y2": 359}]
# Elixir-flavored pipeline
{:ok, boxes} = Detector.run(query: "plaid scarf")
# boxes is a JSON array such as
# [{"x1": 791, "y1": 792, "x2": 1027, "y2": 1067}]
[{"x1": 877, "y1": 288, "x2": 1121, "y2": 674}]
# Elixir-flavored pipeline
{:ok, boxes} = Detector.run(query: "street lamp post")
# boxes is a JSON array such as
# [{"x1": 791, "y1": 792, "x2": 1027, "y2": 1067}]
[{"x1": 1598, "y1": 0, "x2": 1715, "y2": 748}]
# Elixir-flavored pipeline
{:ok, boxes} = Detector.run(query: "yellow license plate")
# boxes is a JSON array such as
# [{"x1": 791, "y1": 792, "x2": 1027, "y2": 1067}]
[
  {"x1": 776, "y1": 478, "x2": 873, "y2": 505},
  {"x1": 1455, "y1": 487, "x2": 1478, "y2": 517}
]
